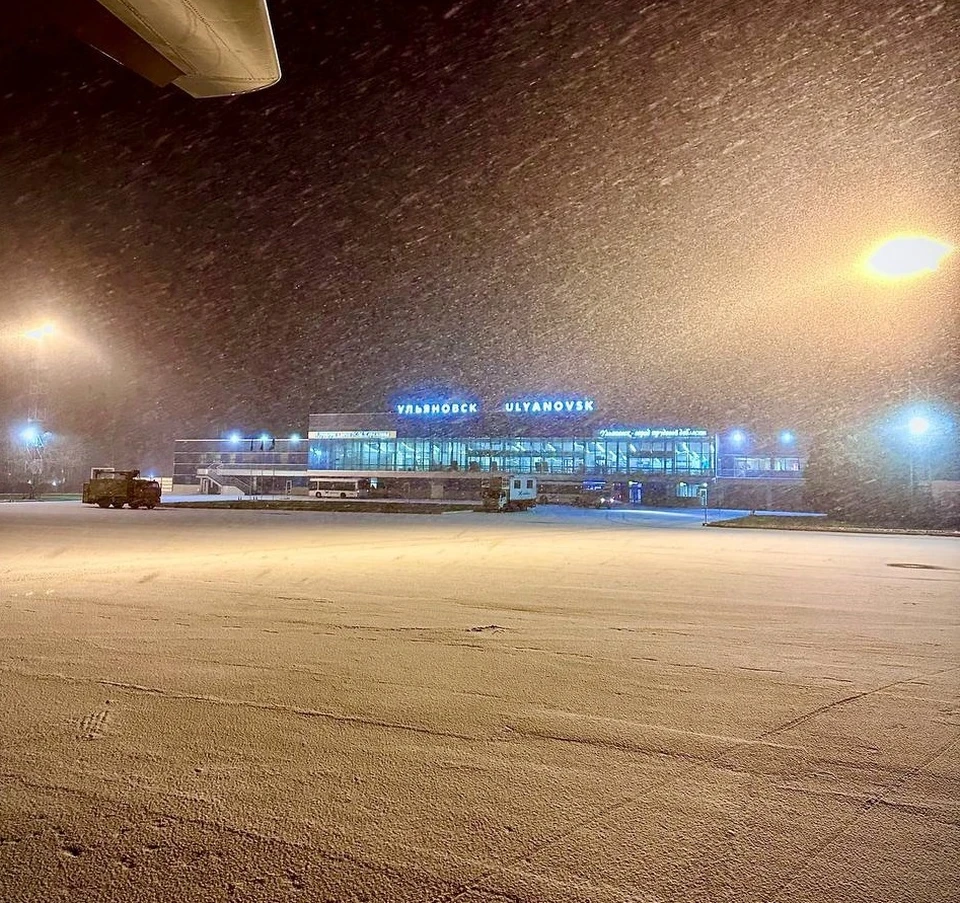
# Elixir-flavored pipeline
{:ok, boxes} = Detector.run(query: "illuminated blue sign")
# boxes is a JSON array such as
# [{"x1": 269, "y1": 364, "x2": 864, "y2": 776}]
[
  {"x1": 502, "y1": 398, "x2": 595, "y2": 414},
  {"x1": 396, "y1": 401, "x2": 479, "y2": 416}
]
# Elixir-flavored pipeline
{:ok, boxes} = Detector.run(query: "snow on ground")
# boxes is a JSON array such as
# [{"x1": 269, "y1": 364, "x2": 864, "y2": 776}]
[{"x1": 0, "y1": 502, "x2": 957, "y2": 902}]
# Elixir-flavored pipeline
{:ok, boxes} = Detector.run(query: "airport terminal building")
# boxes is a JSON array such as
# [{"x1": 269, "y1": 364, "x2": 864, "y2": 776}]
[{"x1": 173, "y1": 392, "x2": 806, "y2": 508}]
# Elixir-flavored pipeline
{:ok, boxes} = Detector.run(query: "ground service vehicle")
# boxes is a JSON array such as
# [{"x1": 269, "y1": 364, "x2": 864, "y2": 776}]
[
  {"x1": 481, "y1": 475, "x2": 537, "y2": 512},
  {"x1": 310, "y1": 477, "x2": 372, "y2": 499},
  {"x1": 574, "y1": 481, "x2": 620, "y2": 508},
  {"x1": 82, "y1": 468, "x2": 161, "y2": 509}
]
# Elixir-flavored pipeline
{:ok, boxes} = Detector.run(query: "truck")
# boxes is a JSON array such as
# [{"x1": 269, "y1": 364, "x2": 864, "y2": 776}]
[
  {"x1": 82, "y1": 468, "x2": 161, "y2": 509},
  {"x1": 572, "y1": 480, "x2": 621, "y2": 509},
  {"x1": 481, "y1": 475, "x2": 537, "y2": 512}
]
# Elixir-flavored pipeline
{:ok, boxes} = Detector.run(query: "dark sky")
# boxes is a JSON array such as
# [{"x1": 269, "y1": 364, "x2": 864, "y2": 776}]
[{"x1": 1, "y1": 0, "x2": 957, "y2": 471}]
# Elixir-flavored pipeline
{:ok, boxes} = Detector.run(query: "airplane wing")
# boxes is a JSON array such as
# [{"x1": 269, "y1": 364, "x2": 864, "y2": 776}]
[{"x1": 19, "y1": 0, "x2": 281, "y2": 98}]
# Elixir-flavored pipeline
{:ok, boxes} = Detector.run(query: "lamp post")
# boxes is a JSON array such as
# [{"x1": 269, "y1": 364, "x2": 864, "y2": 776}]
[
  {"x1": 906, "y1": 414, "x2": 930, "y2": 495},
  {"x1": 21, "y1": 322, "x2": 55, "y2": 493},
  {"x1": 861, "y1": 233, "x2": 953, "y2": 468},
  {"x1": 259, "y1": 433, "x2": 270, "y2": 499}
]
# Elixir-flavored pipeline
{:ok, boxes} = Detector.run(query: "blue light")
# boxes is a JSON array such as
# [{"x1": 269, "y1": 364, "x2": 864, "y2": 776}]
[
  {"x1": 228, "y1": 431, "x2": 242, "y2": 445},
  {"x1": 259, "y1": 433, "x2": 270, "y2": 443},
  {"x1": 19, "y1": 425, "x2": 40, "y2": 444},
  {"x1": 289, "y1": 433, "x2": 301, "y2": 444},
  {"x1": 907, "y1": 415, "x2": 930, "y2": 437},
  {"x1": 396, "y1": 400, "x2": 479, "y2": 416},
  {"x1": 502, "y1": 397, "x2": 595, "y2": 415},
  {"x1": 881, "y1": 406, "x2": 952, "y2": 446},
  {"x1": 780, "y1": 431, "x2": 794, "y2": 445},
  {"x1": 730, "y1": 430, "x2": 746, "y2": 445}
]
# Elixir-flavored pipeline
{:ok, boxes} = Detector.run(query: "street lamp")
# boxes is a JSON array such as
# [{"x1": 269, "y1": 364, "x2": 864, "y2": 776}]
[
  {"x1": 23, "y1": 322, "x2": 55, "y2": 342},
  {"x1": 860, "y1": 235, "x2": 954, "y2": 411},
  {"x1": 863, "y1": 235, "x2": 953, "y2": 282},
  {"x1": 19, "y1": 424, "x2": 42, "y2": 445},
  {"x1": 21, "y1": 322, "x2": 56, "y2": 421},
  {"x1": 18, "y1": 322, "x2": 57, "y2": 492},
  {"x1": 903, "y1": 410, "x2": 939, "y2": 493},
  {"x1": 907, "y1": 416, "x2": 930, "y2": 437},
  {"x1": 257, "y1": 434, "x2": 272, "y2": 499},
  {"x1": 16, "y1": 422, "x2": 52, "y2": 499}
]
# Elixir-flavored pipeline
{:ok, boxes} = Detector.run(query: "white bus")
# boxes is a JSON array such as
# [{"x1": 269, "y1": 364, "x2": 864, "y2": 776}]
[{"x1": 309, "y1": 477, "x2": 372, "y2": 499}]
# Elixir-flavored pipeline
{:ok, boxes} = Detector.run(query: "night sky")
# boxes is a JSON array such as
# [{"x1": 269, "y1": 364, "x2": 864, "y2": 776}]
[{"x1": 1, "y1": 0, "x2": 957, "y2": 472}]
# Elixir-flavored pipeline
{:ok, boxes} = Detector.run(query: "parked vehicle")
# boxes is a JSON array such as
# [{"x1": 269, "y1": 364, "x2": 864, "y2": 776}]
[
  {"x1": 481, "y1": 475, "x2": 537, "y2": 512},
  {"x1": 309, "y1": 477, "x2": 372, "y2": 499},
  {"x1": 81, "y1": 468, "x2": 161, "y2": 509}
]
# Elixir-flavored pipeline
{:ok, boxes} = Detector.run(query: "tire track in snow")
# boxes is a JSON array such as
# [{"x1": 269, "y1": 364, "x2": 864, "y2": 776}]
[
  {"x1": 1, "y1": 770, "x2": 543, "y2": 894},
  {"x1": 24, "y1": 642, "x2": 514, "y2": 702},
  {"x1": 428, "y1": 663, "x2": 960, "y2": 903},
  {"x1": 759, "y1": 664, "x2": 960, "y2": 740},
  {"x1": 0, "y1": 665, "x2": 487, "y2": 743},
  {"x1": 764, "y1": 729, "x2": 960, "y2": 902},
  {"x1": 777, "y1": 783, "x2": 960, "y2": 825},
  {"x1": 0, "y1": 772, "x2": 415, "y2": 885}
]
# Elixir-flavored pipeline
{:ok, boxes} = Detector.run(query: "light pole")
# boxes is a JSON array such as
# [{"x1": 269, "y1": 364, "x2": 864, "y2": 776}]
[
  {"x1": 906, "y1": 414, "x2": 930, "y2": 495},
  {"x1": 259, "y1": 433, "x2": 270, "y2": 499},
  {"x1": 861, "y1": 232, "x2": 953, "y2": 440},
  {"x1": 21, "y1": 323, "x2": 55, "y2": 492}
]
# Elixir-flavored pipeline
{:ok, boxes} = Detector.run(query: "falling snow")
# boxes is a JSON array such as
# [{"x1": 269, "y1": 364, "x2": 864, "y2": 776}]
[
  {"x1": 0, "y1": 3, "x2": 958, "y2": 898},
  {"x1": 0, "y1": 0, "x2": 957, "y2": 470}
]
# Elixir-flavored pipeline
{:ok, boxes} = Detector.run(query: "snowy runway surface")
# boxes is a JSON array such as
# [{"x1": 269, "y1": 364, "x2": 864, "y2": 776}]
[{"x1": 1, "y1": 503, "x2": 958, "y2": 902}]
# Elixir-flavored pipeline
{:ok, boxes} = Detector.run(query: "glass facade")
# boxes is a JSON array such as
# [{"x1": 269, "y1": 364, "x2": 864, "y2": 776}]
[
  {"x1": 717, "y1": 454, "x2": 803, "y2": 479},
  {"x1": 174, "y1": 439, "x2": 308, "y2": 486},
  {"x1": 172, "y1": 417, "x2": 805, "y2": 494},
  {"x1": 308, "y1": 435, "x2": 714, "y2": 477}
]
